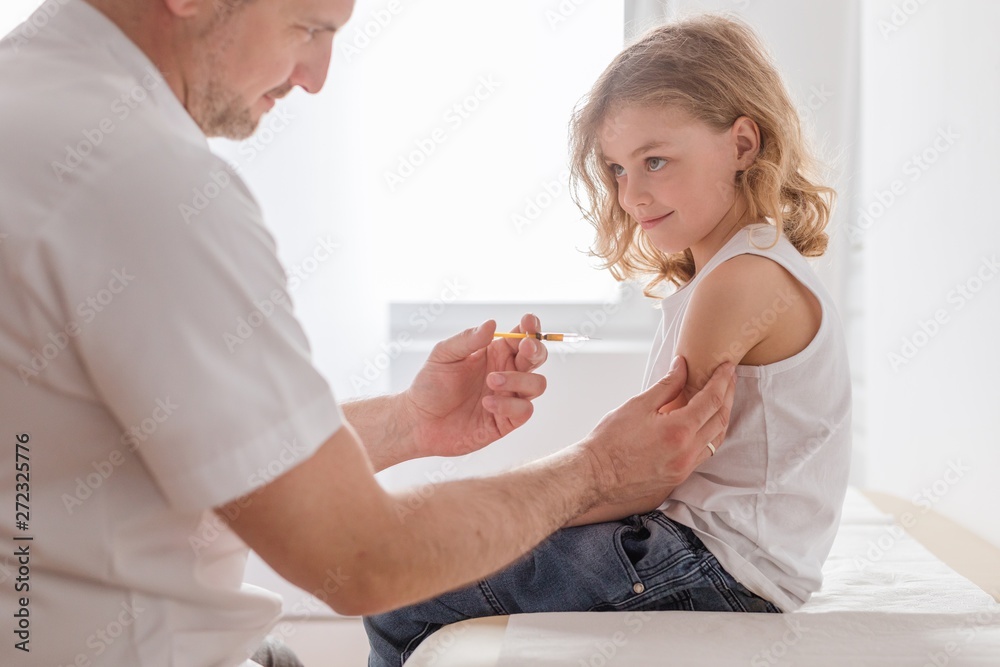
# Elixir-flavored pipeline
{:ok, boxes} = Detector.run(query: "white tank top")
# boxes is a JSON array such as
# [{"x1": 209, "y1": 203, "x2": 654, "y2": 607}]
[{"x1": 643, "y1": 223, "x2": 852, "y2": 611}]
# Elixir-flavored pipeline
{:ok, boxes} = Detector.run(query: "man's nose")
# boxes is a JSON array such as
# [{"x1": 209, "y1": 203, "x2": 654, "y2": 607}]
[{"x1": 289, "y1": 43, "x2": 333, "y2": 95}]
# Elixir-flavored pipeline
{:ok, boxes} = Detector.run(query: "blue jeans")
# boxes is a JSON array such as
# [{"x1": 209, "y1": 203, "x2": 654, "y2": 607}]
[{"x1": 364, "y1": 511, "x2": 780, "y2": 667}]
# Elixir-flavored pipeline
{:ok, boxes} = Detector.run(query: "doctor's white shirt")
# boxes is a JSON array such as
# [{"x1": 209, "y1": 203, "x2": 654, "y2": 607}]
[{"x1": 0, "y1": 1, "x2": 344, "y2": 664}]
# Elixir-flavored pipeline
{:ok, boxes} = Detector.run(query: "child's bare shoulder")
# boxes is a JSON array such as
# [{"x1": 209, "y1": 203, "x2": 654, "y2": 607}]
[
  {"x1": 681, "y1": 253, "x2": 821, "y2": 370},
  {"x1": 688, "y1": 253, "x2": 803, "y2": 316}
]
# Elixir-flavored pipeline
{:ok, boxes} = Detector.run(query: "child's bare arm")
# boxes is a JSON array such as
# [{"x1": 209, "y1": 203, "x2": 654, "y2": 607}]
[
  {"x1": 567, "y1": 254, "x2": 820, "y2": 527},
  {"x1": 675, "y1": 255, "x2": 821, "y2": 395}
]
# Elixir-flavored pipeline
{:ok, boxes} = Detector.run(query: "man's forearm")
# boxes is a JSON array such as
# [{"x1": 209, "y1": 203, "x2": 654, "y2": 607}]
[
  {"x1": 224, "y1": 422, "x2": 604, "y2": 617},
  {"x1": 565, "y1": 488, "x2": 675, "y2": 527},
  {"x1": 341, "y1": 395, "x2": 419, "y2": 472},
  {"x1": 359, "y1": 444, "x2": 601, "y2": 614}
]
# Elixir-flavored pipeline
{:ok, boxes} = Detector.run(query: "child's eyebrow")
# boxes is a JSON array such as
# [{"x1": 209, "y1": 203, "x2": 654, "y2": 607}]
[
  {"x1": 601, "y1": 140, "x2": 673, "y2": 163},
  {"x1": 629, "y1": 140, "x2": 671, "y2": 157}
]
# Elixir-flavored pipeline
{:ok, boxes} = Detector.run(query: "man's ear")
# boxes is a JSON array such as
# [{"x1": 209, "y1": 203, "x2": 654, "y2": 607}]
[
  {"x1": 732, "y1": 116, "x2": 761, "y2": 170},
  {"x1": 162, "y1": 0, "x2": 206, "y2": 19}
]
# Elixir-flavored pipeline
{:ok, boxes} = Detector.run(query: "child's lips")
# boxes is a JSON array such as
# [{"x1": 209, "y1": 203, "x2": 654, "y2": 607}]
[{"x1": 639, "y1": 211, "x2": 673, "y2": 230}]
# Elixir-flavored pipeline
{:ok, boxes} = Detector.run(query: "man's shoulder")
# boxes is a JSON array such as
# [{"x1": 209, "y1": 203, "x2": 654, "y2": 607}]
[
  {"x1": 3, "y1": 30, "x2": 214, "y2": 166},
  {"x1": 0, "y1": 49, "x2": 248, "y2": 221}
]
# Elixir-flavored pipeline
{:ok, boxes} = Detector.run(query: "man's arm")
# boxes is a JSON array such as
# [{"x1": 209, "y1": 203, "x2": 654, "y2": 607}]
[
  {"x1": 341, "y1": 394, "x2": 416, "y2": 473},
  {"x1": 219, "y1": 358, "x2": 735, "y2": 617}
]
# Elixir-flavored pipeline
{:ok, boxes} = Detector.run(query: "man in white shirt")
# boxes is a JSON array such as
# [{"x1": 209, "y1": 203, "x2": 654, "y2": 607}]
[{"x1": 0, "y1": 0, "x2": 736, "y2": 665}]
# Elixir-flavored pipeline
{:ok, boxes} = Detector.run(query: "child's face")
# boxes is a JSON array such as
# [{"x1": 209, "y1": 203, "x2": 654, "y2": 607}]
[{"x1": 599, "y1": 105, "x2": 745, "y2": 261}]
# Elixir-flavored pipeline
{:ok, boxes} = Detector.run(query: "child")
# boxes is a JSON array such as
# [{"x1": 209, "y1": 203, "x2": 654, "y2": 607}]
[{"x1": 364, "y1": 15, "x2": 851, "y2": 665}]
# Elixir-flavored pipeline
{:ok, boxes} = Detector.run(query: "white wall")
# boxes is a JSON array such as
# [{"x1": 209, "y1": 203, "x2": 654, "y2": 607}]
[{"x1": 860, "y1": 0, "x2": 1000, "y2": 548}]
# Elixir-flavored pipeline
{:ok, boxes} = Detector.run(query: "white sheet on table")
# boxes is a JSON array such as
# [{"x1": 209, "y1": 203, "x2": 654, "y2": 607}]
[
  {"x1": 800, "y1": 488, "x2": 996, "y2": 613},
  {"x1": 496, "y1": 610, "x2": 1000, "y2": 666}
]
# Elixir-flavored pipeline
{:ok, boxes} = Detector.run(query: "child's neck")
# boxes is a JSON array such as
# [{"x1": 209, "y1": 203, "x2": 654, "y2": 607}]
[{"x1": 690, "y1": 200, "x2": 759, "y2": 275}]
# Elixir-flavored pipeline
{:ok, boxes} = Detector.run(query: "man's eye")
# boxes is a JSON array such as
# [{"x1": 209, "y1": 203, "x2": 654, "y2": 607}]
[{"x1": 648, "y1": 157, "x2": 668, "y2": 171}]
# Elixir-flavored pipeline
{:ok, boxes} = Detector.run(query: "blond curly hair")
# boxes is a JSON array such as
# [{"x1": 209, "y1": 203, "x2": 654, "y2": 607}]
[{"x1": 569, "y1": 15, "x2": 835, "y2": 295}]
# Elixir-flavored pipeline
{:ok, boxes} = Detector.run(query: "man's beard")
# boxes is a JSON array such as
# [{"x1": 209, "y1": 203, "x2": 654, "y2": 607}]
[
  {"x1": 192, "y1": 76, "x2": 258, "y2": 140},
  {"x1": 187, "y1": 12, "x2": 262, "y2": 140},
  {"x1": 189, "y1": 63, "x2": 293, "y2": 140}
]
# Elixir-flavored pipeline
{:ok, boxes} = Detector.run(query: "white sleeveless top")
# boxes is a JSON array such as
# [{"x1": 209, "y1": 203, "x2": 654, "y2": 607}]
[{"x1": 642, "y1": 223, "x2": 852, "y2": 611}]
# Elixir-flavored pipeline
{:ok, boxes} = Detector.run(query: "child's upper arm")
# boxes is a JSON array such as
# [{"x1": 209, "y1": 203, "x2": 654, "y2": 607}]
[{"x1": 675, "y1": 254, "x2": 822, "y2": 397}]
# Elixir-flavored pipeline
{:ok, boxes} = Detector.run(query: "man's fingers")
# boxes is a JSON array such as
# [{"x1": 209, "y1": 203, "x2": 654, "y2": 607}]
[
  {"x1": 506, "y1": 313, "x2": 546, "y2": 373},
  {"x1": 428, "y1": 320, "x2": 496, "y2": 363},
  {"x1": 499, "y1": 313, "x2": 540, "y2": 348},
  {"x1": 642, "y1": 356, "x2": 689, "y2": 410},
  {"x1": 693, "y1": 441, "x2": 717, "y2": 467},
  {"x1": 701, "y1": 365, "x2": 736, "y2": 446},
  {"x1": 514, "y1": 335, "x2": 547, "y2": 373},
  {"x1": 683, "y1": 363, "x2": 736, "y2": 450},
  {"x1": 482, "y1": 395, "x2": 534, "y2": 423},
  {"x1": 487, "y1": 371, "x2": 547, "y2": 401},
  {"x1": 519, "y1": 312, "x2": 541, "y2": 336}
]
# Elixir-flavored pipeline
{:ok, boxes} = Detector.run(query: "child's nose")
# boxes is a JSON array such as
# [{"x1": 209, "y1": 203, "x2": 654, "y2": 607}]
[{"x1": 620, "y1": 174, "x2": 652, "y2": 211}]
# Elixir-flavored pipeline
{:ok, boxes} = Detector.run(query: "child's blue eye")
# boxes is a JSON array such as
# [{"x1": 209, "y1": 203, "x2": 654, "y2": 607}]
[
  {"x1": 610, "y1": 164, "x2": 626, "y2": 178},
  {"x1": 647, "y1": 157, "x2": 668, "y2": 171}
]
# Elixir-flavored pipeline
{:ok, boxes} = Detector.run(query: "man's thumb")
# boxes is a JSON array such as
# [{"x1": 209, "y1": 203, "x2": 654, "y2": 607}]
[
  {"x1": 642, "y1": 355, "x2": 687, "y2": 411},
  {"x1": 429, "y1": 320, "x2": 496, "y2": 363}
]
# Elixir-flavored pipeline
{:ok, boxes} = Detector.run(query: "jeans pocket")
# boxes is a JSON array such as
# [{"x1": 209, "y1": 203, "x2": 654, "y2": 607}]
[
  {"x1": 613, "y1": 516, "x2": 652, "y2": 593},
  {"x1": 613, "y1": 513, "x2": 702, "y2": 601}
]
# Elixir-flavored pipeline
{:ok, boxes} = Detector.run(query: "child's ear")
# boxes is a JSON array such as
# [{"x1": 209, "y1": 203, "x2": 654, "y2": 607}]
[{"x1": 732, "y1": 116, "x2": 761, "y2": 170}]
